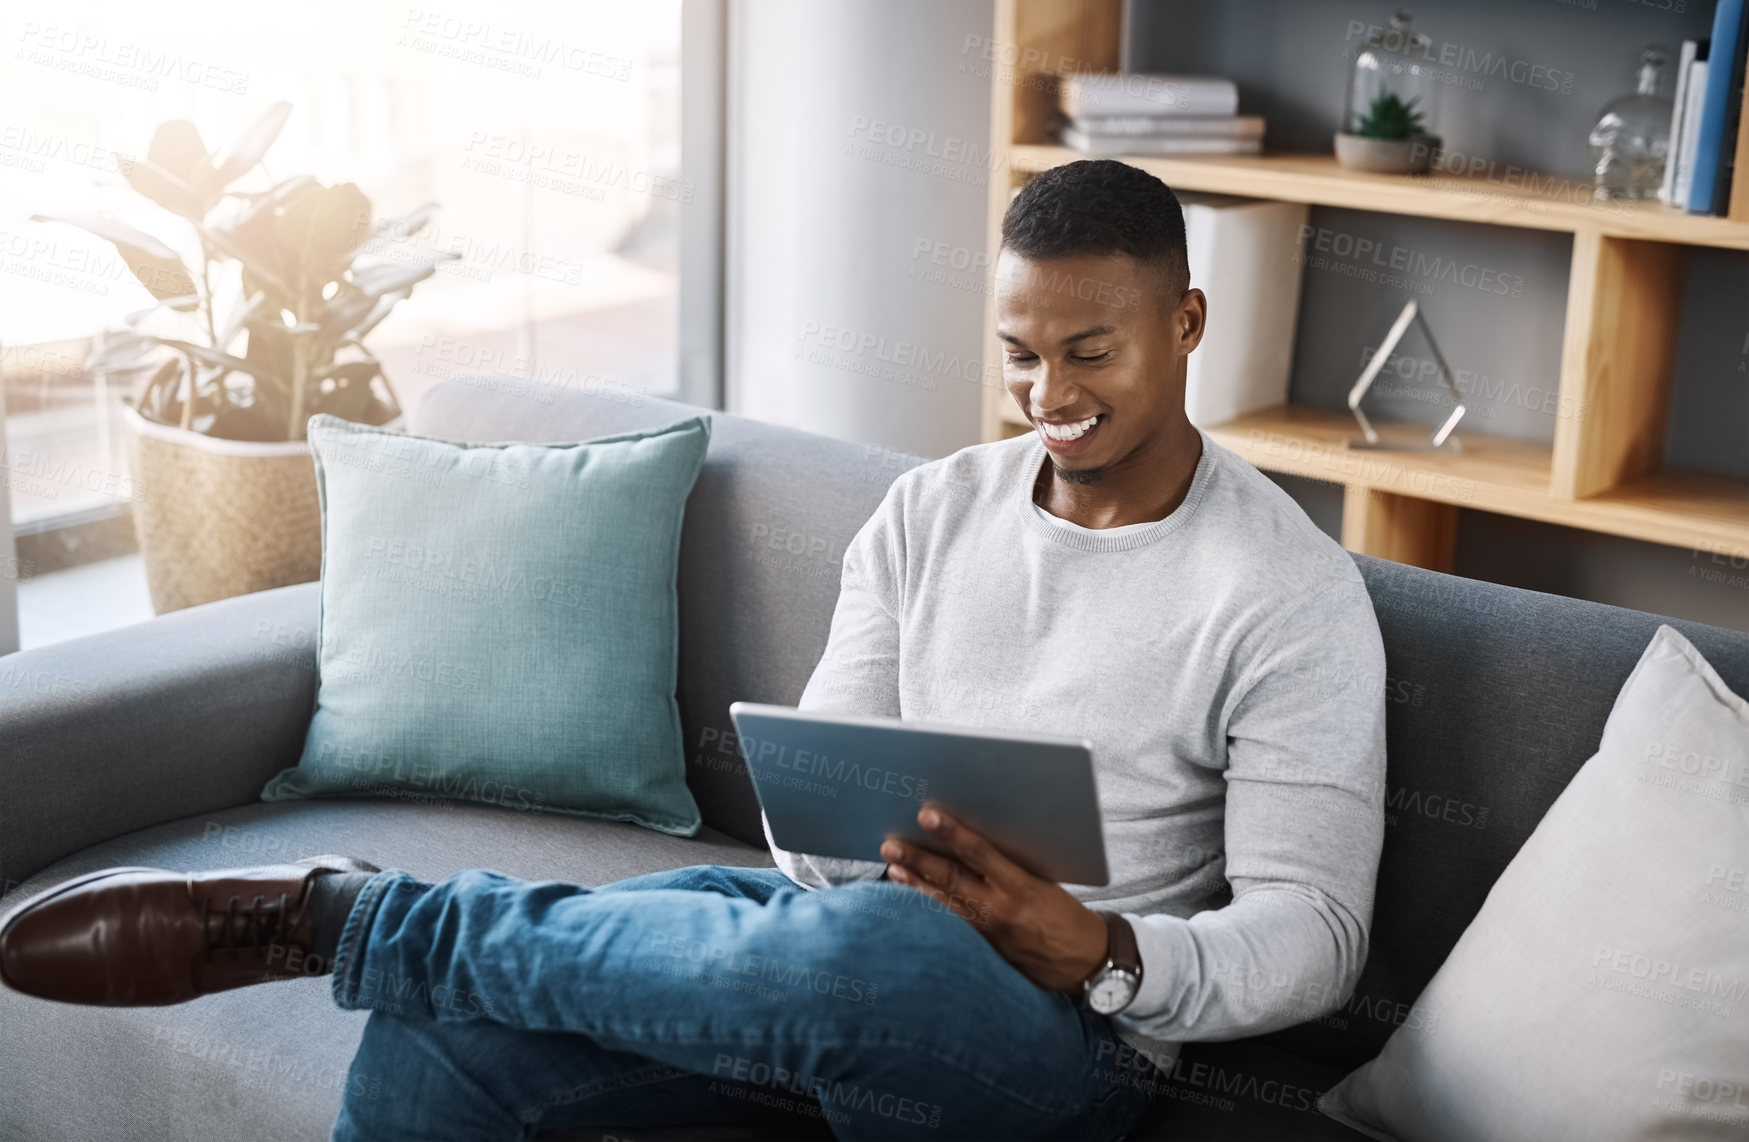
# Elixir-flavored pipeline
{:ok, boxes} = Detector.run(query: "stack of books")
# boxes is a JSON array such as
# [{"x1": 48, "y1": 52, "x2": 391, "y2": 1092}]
[
  {"x1": 1662, "y1": 0, "x2": 1747, "y2": 215},
  {"x1": 1058, "y1": 73, "x2": 1263, "y2": 157}
]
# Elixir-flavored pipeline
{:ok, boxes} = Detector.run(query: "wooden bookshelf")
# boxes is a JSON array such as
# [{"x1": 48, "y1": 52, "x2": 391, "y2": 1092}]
[
  {"x1": 1205, "y1": 408, "x2": 1747, "y2": 556},
  {"x1": 982, "y1": 0, "x2": 1749, "y2": 572}
]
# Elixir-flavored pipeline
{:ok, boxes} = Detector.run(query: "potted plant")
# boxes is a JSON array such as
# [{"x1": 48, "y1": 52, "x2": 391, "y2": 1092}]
[
  {"x1": 1335, "y1": 91, "x2": 1440, "y2": 175},
  {"x1": 35, "y1": 103, "x2": 454, "y2": 614}
]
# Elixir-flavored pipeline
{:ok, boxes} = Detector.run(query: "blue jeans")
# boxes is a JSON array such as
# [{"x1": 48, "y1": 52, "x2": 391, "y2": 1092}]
[{"x1": 326, "y1": 864, "x2": 1157, "y2": 1141}]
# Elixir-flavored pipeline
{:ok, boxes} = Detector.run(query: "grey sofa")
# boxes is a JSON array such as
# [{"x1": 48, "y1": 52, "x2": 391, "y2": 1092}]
[{"x1": 3, "y1": 377, "x2": 1746, "y2": 1142}]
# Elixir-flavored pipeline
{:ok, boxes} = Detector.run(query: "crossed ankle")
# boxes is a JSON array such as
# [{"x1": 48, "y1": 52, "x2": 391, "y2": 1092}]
[{"x1": 305, "y1": 871, "x2": 379, "y2": 969}]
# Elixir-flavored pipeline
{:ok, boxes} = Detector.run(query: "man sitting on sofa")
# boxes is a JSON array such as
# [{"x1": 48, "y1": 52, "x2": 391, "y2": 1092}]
[{"x1": 0, "y1": 159, "x2": 1387, "y2": 1141}]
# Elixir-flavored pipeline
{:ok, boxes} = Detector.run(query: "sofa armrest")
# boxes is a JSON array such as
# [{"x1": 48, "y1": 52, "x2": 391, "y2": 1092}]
[{"x1": 0, "y1": 581, "x2": 321, "y2": 892}]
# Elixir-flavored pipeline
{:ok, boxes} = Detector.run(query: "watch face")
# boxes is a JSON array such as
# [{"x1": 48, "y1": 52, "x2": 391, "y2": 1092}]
[{"x1": 1087, "y1": 969, "x2": 1138, "y2": 1015}]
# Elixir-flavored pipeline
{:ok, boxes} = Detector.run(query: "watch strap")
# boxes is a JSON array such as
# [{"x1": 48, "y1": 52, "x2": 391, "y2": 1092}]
[{"x1": 1099, "y1": 910, "x2": 1143, "y2": 981}]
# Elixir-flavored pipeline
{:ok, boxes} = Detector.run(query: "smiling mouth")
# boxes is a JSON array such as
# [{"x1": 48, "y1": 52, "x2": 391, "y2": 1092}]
[{"x1": 1037, "y1": 414, "x2": 1101, "y2": 443}]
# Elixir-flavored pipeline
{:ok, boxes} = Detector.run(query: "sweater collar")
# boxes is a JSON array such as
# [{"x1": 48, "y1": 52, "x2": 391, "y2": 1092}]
[{"x1": 1014, "y1": 429, "x2": 1215, "y2": 553}]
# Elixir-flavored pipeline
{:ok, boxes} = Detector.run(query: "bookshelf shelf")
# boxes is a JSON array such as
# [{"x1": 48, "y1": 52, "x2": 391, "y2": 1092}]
[
  {"x1": 982, "y1": 0, "x2": 1749, "y2": 573},
  {"x1": 1010, "y1": 146, "x2": 1749, "y2": 251},
  {"x1": 1201, "y1": 407, "x2": 1748, "y2": 556}
]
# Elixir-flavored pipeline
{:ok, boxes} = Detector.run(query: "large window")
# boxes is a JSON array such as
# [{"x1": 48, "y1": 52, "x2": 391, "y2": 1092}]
[{"x1": 1, "y1": 0, "x2": 685, "y2": 530}]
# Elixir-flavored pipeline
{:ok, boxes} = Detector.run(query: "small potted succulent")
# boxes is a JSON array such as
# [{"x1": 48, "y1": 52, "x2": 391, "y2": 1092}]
[
  {"x1": 34, "y1": 102, "x2": 455, "y2": 614},
  {"x1": 1335, "y1": 12, "x2": 1443, "y2": 175},
  {"x1": 1335, "y1": 91, "x2": 1440, "y2": 174}
]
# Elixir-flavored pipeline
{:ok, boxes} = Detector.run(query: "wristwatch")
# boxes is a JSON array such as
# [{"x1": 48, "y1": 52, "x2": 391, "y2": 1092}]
[{"x1": 1082, "y1": 911, "x2": 1143, "y2": 1015}]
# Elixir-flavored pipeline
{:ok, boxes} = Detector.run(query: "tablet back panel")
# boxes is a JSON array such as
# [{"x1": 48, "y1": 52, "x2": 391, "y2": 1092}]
[{"x1": 729, "y1": 702, "x2": 1108, "y2": 886}]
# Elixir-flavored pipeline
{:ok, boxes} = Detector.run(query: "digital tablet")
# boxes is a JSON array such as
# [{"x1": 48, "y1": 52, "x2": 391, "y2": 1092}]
[{"x1": 727, "y1": 702, "x2": 1109, "y2": 886}]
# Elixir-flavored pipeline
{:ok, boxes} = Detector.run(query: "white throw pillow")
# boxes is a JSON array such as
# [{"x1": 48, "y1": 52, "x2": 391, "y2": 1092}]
[{"x1": 1320, "y1": 624, "x2": 1749, "y2": 1142}]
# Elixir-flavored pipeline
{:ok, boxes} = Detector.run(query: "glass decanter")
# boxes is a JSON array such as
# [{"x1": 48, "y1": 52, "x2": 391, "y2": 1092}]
[{"x1": 1589, "y1": 46, "x2": 1673, "y2": 201}]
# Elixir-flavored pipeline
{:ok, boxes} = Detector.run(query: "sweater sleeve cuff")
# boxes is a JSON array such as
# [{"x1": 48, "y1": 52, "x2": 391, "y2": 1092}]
[{"x1": 1116, "y1": 911, "x2": 1194, "y2": 1027}]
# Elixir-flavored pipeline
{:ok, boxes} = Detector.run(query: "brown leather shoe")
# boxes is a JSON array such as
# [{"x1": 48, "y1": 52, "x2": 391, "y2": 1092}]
[{"x1": 0, "y1": 855, "x2": 380, "y2": 1006}]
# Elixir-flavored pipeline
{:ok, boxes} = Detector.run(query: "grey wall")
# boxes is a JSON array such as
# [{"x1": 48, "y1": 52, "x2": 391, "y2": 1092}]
[{"x1": 1136, "y1": 0, "x2": 1748, "y2": 632}]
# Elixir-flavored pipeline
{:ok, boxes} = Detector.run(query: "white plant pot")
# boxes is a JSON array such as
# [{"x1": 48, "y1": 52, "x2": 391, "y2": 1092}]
[{"x1": 1334, "y1": 133, "x2": 1440, "y2": 175}]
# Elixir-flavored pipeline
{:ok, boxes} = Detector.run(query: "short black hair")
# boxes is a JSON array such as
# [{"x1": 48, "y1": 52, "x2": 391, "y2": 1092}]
[{"x1": 1000, "y1": 159, "x2": 1190, "y2": 302}]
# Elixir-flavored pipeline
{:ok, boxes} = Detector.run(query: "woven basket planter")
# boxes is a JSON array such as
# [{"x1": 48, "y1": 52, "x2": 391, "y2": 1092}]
[{"x1": 124, "y1": 405, "x2": 326, "y2": 615}]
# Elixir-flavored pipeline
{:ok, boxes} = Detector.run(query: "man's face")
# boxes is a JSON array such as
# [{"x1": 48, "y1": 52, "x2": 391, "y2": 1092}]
[{"x1": 995, "y1": 250, "x2": 1205, "y2": 483}]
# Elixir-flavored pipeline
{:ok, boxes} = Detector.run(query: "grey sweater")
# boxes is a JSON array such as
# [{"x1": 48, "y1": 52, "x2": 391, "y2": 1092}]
[{"x1": 764, "y1": 428, "x2": 1387, "y2": 1066}]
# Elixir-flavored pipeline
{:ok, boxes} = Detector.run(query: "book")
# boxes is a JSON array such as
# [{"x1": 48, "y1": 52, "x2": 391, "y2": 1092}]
[
  {"x1": 1673, "y1": 58, "x2": 1711, "y2": 208},
  {"x1": 1686, "y1": 0, "x2": 1747, "y2": 214},
  {"x1": 1059, "y1": 125, "x2": 1262, "y2": 157},
  {"x1": 1176, "y1": 194, "x2": 1308, "y2": 429},
  {"x1": 1068, "y1": 114, "x2": 1265, "y2": 139},
  {"x1": 1059, "y1": 73, "x2": 1239, "y2": 119},
  {"x1": 1658, "y1": 40, "x2": 1700, "y2": 204}
]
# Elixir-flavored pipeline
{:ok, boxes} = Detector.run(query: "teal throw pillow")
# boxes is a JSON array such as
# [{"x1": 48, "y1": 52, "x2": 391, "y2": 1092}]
[{"x1": 261, "y1": 412, "x2": 709, "y2": 835}]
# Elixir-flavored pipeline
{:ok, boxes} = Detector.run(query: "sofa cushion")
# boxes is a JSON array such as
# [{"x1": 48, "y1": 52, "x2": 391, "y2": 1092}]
[
  {"x1": 1262, "y1": 563, "x2": 1749, "y2": 1074},
  {"x1": 0, "y1": 799, "x2": 769, "y2": 1142},
  {"x1": 411, "y1": 380, "x2": 925, "y2": 847},
  {"x1": 263, "y1": 412, "x2": 712, "y2": 836},
  {"x1": 1319, "y1": 625, "x2": 1749, "y2": 1140}
]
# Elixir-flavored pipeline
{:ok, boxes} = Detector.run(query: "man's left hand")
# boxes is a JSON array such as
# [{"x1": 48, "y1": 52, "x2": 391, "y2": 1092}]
[{"x1": 881, "y1": 802, "x2": 1110, "y2": 993}]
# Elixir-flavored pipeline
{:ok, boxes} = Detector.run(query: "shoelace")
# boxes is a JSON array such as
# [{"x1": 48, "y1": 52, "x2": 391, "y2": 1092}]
[{"x1": 197, "y1": 890, "x2": 297, "y2": 961}]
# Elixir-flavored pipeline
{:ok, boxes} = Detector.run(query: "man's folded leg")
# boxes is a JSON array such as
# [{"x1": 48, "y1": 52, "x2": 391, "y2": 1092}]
[
  {"x1": 329, "y1": 864, "x2": 1153, "y2": 1141},
  {"x1": 0, "y1": 860, "x2": 1155, "y2": 1139}
]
